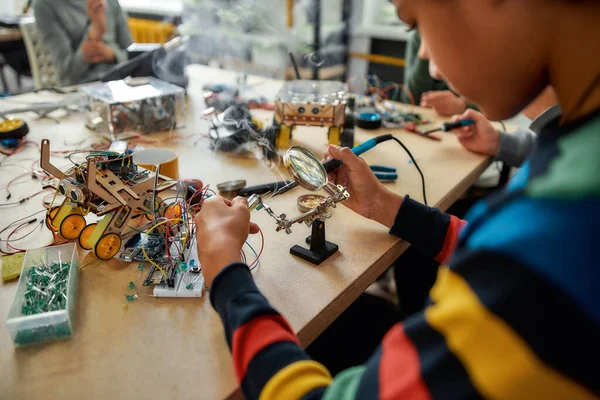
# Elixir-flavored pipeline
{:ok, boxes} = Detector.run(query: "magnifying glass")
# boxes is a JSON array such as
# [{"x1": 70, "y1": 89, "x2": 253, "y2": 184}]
[{"x1": 282, "y1": 146, "x2": 328, "y2": 192}]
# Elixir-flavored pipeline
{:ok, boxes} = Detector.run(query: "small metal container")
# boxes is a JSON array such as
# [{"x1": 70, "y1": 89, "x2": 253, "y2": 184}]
[
  {"x1": 297, "y1": 194, "x2": 326, "y2": 213},
  {"x1": 217, "y1": 179, "x2": 246, "y2": 199}
]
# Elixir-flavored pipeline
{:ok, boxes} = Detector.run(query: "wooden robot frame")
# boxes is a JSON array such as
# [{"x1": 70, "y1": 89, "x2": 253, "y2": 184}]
[
  {"x1": 40, "y1": 139, "x2": 177, "y2": 260},
  {"x1": 272, "y1": 80, "x2": 356, "y2": 149}
]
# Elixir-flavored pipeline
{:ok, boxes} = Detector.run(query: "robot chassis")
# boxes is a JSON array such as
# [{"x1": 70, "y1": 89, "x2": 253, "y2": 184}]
[{"x1": 40, "y1": 139, "x2": 178, "y2": 260}]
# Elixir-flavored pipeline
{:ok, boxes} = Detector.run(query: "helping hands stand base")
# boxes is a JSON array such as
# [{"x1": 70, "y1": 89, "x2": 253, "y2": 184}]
[{"x1": 290, "y1": 219, "x2": 338, "y2": 265}]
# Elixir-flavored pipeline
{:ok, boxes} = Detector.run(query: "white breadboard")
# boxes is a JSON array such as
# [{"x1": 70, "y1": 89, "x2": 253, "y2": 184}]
[
  {"x1": 153, "y1": 271, "x2": 204, "y2": 298},
  {"x1": 153, "y1": 237, "x2": 204, "y2": 298}
]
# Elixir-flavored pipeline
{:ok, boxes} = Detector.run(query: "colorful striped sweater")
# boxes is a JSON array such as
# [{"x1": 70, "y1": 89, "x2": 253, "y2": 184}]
[{"x1": 210, "y1": 110, "x2": 600, "y2": 400}]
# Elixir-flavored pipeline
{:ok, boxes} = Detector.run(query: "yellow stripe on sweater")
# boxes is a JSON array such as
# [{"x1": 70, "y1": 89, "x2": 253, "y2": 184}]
[
  {"x1": 260, "y1": 360, "x2": 332, "y2": 400},
  {"x1": 425, "y1": 267, "x2": 595, "y2": 400}
]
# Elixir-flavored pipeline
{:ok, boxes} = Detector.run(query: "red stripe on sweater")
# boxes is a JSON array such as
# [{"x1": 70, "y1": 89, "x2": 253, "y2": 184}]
[
  {"x1": 379, "y1": 324, "x2": 432, "y2": 400},
  {"x1": 231, "y1": 314, "x2": 300, "y2": 382},
  {"x1": 435, "y1": 216, "x2": 467, "y2": 264}
]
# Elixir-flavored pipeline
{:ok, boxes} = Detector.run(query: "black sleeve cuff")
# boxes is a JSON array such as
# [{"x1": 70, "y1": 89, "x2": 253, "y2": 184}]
[
  {"x1": 209, "y1": 262, "x2": 258, "y2": 315},
  {"x1": 389, "y1": 195, "x2": 450, "y2": 258}
]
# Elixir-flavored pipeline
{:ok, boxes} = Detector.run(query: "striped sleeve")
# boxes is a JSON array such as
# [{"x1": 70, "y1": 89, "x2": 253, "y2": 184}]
[
  {"x1": 210, "y1": 253, "x2": 599, "y2": 400},
  {"x1": 390, "y1": 195, "x2": 466, "y2": 263},
  {"x1": 210, "y1": 263, "x2": 332, "y2": 400}
]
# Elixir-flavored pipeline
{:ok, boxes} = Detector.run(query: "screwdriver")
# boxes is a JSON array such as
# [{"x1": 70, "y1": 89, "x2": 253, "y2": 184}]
[
  {"x1": 271, "y1": 134, "x2": 395, "y2": 198},
  {"x1": 421, "y1": 118, "x2": 475, "y2": 135}
]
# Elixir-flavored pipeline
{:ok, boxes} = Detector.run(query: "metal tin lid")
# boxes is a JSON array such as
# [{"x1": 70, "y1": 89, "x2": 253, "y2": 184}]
[
  {"x1": 217, "y1": 180, "x2": 247, "y2": 193},
  {"x1": 297, "y1": 194, "x2": 326, "y2": 213}
]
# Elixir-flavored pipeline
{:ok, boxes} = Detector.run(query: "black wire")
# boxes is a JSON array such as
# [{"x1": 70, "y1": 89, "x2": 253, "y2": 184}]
[
  {"x1": 0, "y1": 201, "x2": 23, "y2": 207},
  {"x1": 499, "y1": 121, "x2": 507, "y2": 132},
  {"x1": 1, "y1": 220, "x2": 43, "y2": 243},
  {"x1": 390, "y1": 137, "x2": 428, "y2": 205},
  {"x1": 0, "y1": 209, "x2": 46, "y2": 235}
]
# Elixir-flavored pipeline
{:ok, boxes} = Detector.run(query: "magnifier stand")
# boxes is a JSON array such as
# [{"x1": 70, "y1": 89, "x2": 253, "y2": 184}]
[{"x1": 290, "y1": 219, "x2": 338, "y2": 265}]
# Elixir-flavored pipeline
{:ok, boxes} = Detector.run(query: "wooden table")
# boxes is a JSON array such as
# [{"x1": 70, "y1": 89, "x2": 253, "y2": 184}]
[
  {"x1": 0, "y1": 29, "x2": 21, "y2": 43},
  {"x1": 0, "y1": 66, "x2": 490, "y2": 400}
]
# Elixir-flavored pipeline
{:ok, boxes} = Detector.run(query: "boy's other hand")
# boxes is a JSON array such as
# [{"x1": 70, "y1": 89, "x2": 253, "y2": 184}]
[
  {"x1": 421, "y1": 90, "x2": 467, "y2": 117},
  {"x1": 452, "y1": 109, "x2": 501, "y2": 156},
  {"x1": 195, "y1": 196, "x2": 259, "y2": 288}
]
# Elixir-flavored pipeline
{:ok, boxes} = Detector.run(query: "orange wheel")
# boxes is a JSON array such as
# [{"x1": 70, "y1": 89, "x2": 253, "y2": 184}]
[
  {"x1": 145, "y1": 197, "x2": 163, "y2": 221},
  {"x1": 94, "y1": 233, "x2": 122, "y2": 260},
  {"x1": 164, "y1": 203, "x2": 183, "y2": 220},
  {"x1": 45, "y1": 206, "x2": 60, "y2": 232},
  {"x1": 59, "y1": 214, "x2": 86, "y2": 240},
  {"x1": 78, "y1": 223, "x2": 97, "y2": 250}
]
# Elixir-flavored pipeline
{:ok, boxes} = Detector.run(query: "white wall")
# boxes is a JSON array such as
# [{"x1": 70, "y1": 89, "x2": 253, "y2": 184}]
[{"x1": 0, "y1": 0, "x2": 17, "y2": 15}]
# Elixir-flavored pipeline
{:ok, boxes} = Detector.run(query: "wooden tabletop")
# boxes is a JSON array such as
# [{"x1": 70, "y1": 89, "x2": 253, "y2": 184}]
[
  {"x1": 0, "y1": 66, "x2": 490, "y2": 400},
  {"x1": 0, "y1": 28, "x2": 22, "y2": 43}
]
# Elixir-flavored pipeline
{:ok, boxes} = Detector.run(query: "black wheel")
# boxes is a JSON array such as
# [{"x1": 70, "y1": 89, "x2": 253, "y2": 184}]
[
  {"x1": 344, "y1": 113, "x2": 356, "y2": 130},
  {"x1": 0, "y1": 119, "x2": 29, "y2": 139},
  {"x1": 340, "y1": 128, "x2": 355, "y2": 148}
]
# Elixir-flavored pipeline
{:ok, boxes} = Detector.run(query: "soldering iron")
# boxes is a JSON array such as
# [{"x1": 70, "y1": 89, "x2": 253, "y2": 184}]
[{"x1": 422, "y1": 118, "x2": 475, "y2": 135}]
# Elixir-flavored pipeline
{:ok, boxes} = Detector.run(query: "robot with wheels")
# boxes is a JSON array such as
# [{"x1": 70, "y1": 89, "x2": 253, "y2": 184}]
[
  {"x1": 272, "y1": 80, "x2": 355, "y2": 149},
  {"x1": 40, "y1": 139, "x2": 177, "y2": 260}
]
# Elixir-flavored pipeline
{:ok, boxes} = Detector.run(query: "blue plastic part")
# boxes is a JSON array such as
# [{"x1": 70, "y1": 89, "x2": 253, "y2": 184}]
[
  {"x1": 351, "y1": 138, "x2": 377, "y2": 156},
  {"x1": 369, "y1": 165, "x2": 396, "y2": 173},
  {"x1": 358, "y1": 112, "x2": 381, "y2": 122},
  {"x1": 1, "y1": 138, "x2": 20, "y2": 148}
]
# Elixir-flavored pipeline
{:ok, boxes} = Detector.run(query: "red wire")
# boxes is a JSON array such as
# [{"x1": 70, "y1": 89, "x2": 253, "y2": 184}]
[
  {"x1": 380, "y1": 83, "x2": 416, "y2": 105},
  {"x1": 0, "y1": 140, "x2": 39, "y2": 156},
  {"x1": 5, "y1": 221, "x2": 33, "y2": 253},
  {"x1": 5, "y1": 171, "x2": 31, "y2": 199}
]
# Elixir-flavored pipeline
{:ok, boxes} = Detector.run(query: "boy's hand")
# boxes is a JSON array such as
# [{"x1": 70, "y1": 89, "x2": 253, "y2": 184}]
[
  {"x1": 195, "y1": 196, "x2": 259, "y2": 288},
  {"x1": 326, "y1": 145, "x2": 402, "y2": 228},
  {"x1": 452, "y1": 109, "x2": 501, "y2": 156},
  {"x1": 421, "y1": 90, "x2": 467, "y2": 116},
  {"x1": 82, "y1": 40, "x2": 116, "y2": 64},
  {"x1": 87, "y1": 0, "x2": 107, "y2": 40}
]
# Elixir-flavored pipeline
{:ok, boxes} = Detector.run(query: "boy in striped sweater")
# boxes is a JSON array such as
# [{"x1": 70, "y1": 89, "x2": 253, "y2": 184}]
[{"x1": 195, "y1": 0, "x2": 600, "y2": 398}]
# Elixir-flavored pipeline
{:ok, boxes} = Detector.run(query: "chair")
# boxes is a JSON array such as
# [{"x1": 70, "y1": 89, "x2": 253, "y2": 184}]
[{"x1": 19, "y1": 16, "x2": 59, "y2": 89}]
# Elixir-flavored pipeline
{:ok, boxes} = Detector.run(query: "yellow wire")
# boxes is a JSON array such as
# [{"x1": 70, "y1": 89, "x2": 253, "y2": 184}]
[
  {"x1": 48, "y1": 172, "x2": 66, "y2": 211},
  {"x1": 140, "y1": 217, "x2": 184, "y2": 281}
]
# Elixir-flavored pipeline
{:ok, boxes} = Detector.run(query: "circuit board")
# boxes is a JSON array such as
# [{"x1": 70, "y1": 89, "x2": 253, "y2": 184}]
[
  {"x1": 120, "y1": 232, "x2": 201, "y2": 291},
  {"x1": 120, "y1": 233, "x2": 166, "y2": 263}
]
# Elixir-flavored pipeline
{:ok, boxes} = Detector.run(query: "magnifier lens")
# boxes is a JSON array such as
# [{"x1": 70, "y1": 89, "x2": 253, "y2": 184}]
[{"x1": 286, "y1": 147, "x2": 327, "y2": 190}]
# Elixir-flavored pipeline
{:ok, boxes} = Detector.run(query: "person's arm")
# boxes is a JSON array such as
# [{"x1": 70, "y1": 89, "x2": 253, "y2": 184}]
[
  {"x1": 107, "y1": 0, "x2": 133, "y2": 63},
  {"x1": 33, "y1": 0, "x2": 93, "y2": 86},
  {"x1": 389, "y1": 196, "x2": 466, "y2": 264},
  {"x1": 402, "y1": 31, "x2": 448, "y2": 104},
  {"x1": 210, "y1": 251, "x2": 595, "y2": 399},
  {"x1": 497, "y1": 128, "x2": 537, "y2": 168}
]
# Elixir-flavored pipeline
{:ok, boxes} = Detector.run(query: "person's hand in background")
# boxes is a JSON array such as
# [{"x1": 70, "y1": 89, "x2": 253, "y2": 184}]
[
  {"x1": 87, "y1": 0, "x2": 107, "y2": 41},
  {"x1": 195, "y1": 196, "x2": 259, "y2": 287},
  {"x1": 326, "y1": 145, "x2": 403, "y2": 228},
  {"x1": 452, "y1": 109, "x2": 501, "y2": 156},
  {"x1": 82, "y1": 40, "x2": 115, "y2": 64},
  {"x1": 420, "y1": 90, "x2": 467, "y2": 116}
]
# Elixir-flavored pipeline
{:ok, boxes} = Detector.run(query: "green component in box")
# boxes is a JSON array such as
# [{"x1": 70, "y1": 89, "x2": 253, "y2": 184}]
[{"x1": 5, "y1": 243, "x2": 80, "y2": 347}]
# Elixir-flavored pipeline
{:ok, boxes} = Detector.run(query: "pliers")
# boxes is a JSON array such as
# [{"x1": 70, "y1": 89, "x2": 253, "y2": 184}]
[{"x1": 370, "y1": 165, "x2": 397, "y2": 182}]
